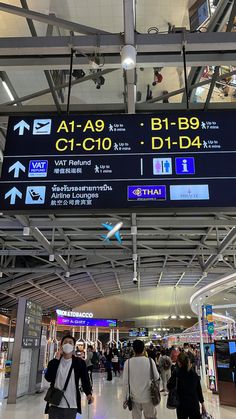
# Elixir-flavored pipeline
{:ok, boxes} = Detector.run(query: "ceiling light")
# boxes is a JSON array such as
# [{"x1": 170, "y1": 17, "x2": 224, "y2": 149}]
[
  {"x1": 121, "y1": 45, "x2": 136, "y2": 70},
  {"x1": 179, "y1": 315, "x2": 185, "y2": 319},
  {"x1": 163, "y1": 316, "x2": 169, "y2": 319},
  {"x1": 186, "y1": 316, "x2": 191, "y2": 319},
  {"x1": 65, "y1": 271, "x2": 70, "y2": 278},
  {"x1": 2, "y1": 80, "x2": 14, "y2": 101},
  {"x1": 0, "y1": 272, "x2": 2, "y2": 278},
  {"x1": 157, "y1": 328, "x2": 161, "y2": 331},
  {"x1": 171, "y1": 315, "x2": 177, "y2": 319},
  {"x1": 49, "y1": 254, "x2": 55, "y2": 262}
]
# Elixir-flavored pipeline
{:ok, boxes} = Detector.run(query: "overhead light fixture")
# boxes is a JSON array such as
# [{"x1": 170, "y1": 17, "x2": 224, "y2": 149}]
[
  {"x1": 65, "y1": 271, "x2": 70, "y2": 278},
  {"x1": 2, "y1": 80, "x2": 14, "y2": 101},
  {"x1": 179, "y1": 315, "x2": 185, "y2": 319},
  {"x1": 23, "y1": 227, "x2": 30, "y2": 236},
  {"x1": 163, "y1": 316, "x2": 169, "y2": 320},
  {"x1": 0, "y1": 272, "x2": 3, "y2": 278},
  {"x1": 121, "y1": 45, "x2": 136, "y2": 70},
  {"x1": 49, "y1": 254, "x2": 55, "y2": 262},
  {"x1": 186, "y1": 316, "x2": 191, "y2": 319},
  {"x1": 171, "y1": 315, "x2": 177, "y2": 319}
]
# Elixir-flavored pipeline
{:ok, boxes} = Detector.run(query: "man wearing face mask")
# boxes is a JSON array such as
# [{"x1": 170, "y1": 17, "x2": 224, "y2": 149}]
[{"x1": 45, "y1": 335, "x2": 93, "y2": 419}]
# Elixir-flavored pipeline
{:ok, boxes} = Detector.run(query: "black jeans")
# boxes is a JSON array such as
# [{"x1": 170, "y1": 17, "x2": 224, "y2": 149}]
[
  {"x1": 106, "y1": 361, "x2": 112, "y2": 381},
  {"x1": 177, "y1": 407, "x2": 201, "y2": 419},
  {"x1": 49, "y1": 406, "x2": 77, "y2": 419}
]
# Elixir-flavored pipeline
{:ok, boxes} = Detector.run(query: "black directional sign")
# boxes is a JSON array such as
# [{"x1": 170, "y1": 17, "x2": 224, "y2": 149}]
[{"x1": 0, "y1": 111, "x2": 236, "y2": 211}]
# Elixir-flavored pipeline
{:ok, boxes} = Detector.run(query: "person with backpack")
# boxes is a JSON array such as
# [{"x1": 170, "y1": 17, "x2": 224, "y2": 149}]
[
  {"x1": 44, "y1": 334, "x2": 93, "y2": 419},
  {"x1": 159, "y1": 349, "x2": 172, "y2": 395}
]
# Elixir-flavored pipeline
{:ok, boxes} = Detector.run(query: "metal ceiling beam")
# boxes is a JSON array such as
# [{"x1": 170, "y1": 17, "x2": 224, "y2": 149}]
[
  {"x1": 0, "y1": 68, "x2": 117, "y2": 107},
  {"x1": 15, "y1": 215, "x2": 69, "y2": 272},
  {"x1": 0, "y1": 2, "x2": 111, "y2": 35},
  {"x1": 2, "y1": 215, "x2": 236, "y2": 229},
  {"x1": 1, "y1": 52, "x2": 236, "y2": 70},
  {"x1": 203, "y1": 0, "x2": 236, "y2": 110},
  {"x1": 146, "y1": 69, "x2": 236, "y2": 103},
  {"x1": 56, "y1": 273, "x2": 88, "y2": 303},
  {"x1": 0, "y1": 71, "x2": 23, "y2": 107},
  {"x1": 0, "y1": 266, "x2": 228, "y2": 274},
  {"x1": 186, "y1": 0, "x2": 234, "y2": 103},
  {"x1": 1, "y1": 101, "x2": 236, "y2": 115},
  {"x1": 123, "y1": 0, "x2": 136, "y2": 114},
  {"x1": 0, "y1": 32, "x2": 235, "y2": 56},
  {"x1": 0, "y1": 248, "x2": 232, "y2": 256},
  {"x1": 19, "y1": 0, "x2": 61, "y2": 112},
  {"x1": 203, "y1": 227, "x2": 236, "y2": 271},
  {"x1": 27, "y1": 279, "x2": 71, "y2": 308}
]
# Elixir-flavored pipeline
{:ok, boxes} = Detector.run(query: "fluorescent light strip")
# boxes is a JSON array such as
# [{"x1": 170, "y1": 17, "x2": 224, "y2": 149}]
[{"x1": 2, "y1": 80, "x2": 14, "y2": 101}]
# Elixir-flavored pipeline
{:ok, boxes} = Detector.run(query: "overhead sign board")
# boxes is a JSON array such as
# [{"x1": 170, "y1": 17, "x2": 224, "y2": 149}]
[
  {"x1": 1, "y1": 111, "x2": 236, "y2": 211},
  {"x1": 57, "y1": 316, "x2": 117, "y2": 328}
]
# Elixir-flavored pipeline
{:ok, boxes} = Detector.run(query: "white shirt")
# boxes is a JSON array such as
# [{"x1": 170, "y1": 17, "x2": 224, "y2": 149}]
[
  {"x1": 54, "y1": 357, "x2": 77, "y2": 408},
  {"x1": 123, "y1": 356, "x2": 159, "y2": 403}
]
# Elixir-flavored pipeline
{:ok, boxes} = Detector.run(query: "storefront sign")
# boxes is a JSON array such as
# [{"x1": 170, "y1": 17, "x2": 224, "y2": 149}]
[{"x1": 56, "y1": 309, "x2": 93, "y2": 318}]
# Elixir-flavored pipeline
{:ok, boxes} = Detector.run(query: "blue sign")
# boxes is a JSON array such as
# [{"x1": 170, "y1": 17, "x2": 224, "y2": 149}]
[
  {"x1": 25, "y1": 186, "x2": 46, "y2": 204},
  {"x1": 57, "y1": 316, "x2": 117, "y2": 327},
  {"x1": 28, "y1": 160, "x2": 48, "y2": 177},
  {"x1": 175, "y1": 157, "x2": 195, "y2": 175},
  {"x1": 128, "y1": 185, "x2": 166, "y2": 200}
]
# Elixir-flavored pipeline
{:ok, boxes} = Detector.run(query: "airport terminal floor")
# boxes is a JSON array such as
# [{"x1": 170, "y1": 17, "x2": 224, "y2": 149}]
[{"x1": 0, "y1": 373, "x2": 235, "y2": 419}]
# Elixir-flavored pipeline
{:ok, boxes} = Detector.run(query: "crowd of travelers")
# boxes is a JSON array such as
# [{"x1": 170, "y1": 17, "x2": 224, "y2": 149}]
[{"x1": 44, "y1": 334, "x2": 210, "y2": 419}]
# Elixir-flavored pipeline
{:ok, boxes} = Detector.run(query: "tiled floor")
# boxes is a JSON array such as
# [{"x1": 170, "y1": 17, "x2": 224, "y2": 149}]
[{"x1": 0, "y1": 372, "x2": 235, "y2": 419}]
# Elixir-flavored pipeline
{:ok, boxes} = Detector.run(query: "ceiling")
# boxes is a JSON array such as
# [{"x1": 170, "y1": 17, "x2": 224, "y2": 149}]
[{"x1": 0, "y1": 0, "x2": 236, "y2": 323}]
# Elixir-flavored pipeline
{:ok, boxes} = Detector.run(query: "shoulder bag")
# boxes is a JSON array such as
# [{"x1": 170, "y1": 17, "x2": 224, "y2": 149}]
[
  {"x1": 166, "y1": 374, "x2": 180, "y2": 410},
  {"x1": 149, "y1": 357, "x2": 161, "y2": 406},
  {"x1": 127, "y1": 359, "x2": 133, "y2": 411},
  {"x1": 44, "y1": 363, "x2": 73, "y2": 408}
]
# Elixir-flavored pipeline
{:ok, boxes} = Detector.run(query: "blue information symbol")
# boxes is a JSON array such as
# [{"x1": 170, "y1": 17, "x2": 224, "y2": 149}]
[{"x1": 175, "y1": 157, "x2": 195, "y2": 175}]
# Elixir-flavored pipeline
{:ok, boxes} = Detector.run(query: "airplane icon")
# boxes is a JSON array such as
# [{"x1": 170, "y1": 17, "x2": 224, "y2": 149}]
[
  {"x1": 101, "y1": 221, "x2": 123, "y2": 243},
  {"x1": 35, "y1": 122, "x2": 50, "y2": 130},
  {"x1": 33, "y1": 119, "x2": 52, "y2": 135}
]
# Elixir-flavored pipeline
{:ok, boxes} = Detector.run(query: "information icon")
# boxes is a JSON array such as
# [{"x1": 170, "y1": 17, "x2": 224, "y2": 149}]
[{"x1": 175, "y1": 157, "x2": 195, "y2": 175}]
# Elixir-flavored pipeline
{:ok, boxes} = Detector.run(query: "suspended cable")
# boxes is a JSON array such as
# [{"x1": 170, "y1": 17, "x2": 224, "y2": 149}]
[
  {"x1": 67, "y1": 48, "x2": 74, "y2": 115},
  {"x1": 182, "y1": 43, "x2": 189, "y2": 110}
]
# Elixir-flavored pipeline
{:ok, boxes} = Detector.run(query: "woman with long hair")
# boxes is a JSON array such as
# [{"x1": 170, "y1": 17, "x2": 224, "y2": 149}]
[{"x1": 167, "y1": 352, "x2": 206, "y2": 419}]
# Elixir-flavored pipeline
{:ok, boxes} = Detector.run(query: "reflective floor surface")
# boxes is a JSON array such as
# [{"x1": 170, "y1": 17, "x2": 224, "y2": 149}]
[{"x1": 0, "y1": 372, "x2": 235, "y2": 419}]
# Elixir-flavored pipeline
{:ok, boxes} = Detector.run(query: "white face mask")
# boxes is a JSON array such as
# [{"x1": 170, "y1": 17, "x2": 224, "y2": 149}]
[{"x1": 62, "y1": 343, "x2": 74, "y2": 354}]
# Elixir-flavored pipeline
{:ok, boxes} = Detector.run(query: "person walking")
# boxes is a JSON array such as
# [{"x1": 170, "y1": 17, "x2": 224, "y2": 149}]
[
  {"x1": 104, "y1": 344, "x2": 113, "y2": 381},
  {"x1": 167, "y1": 352, "x2": 206, "y2": 419},
  {"x1": 86, "y1": 345, "x2": 94, "y2": 386},
  {"x1": 45, "y1": 334, "x2": 93, "y2": 419},
  {"x1": 159, "y1": 349, "x2": 172, "y2": 395},
  {"x1": 123, "y1": 339, "x2": 159, "y2": 419}
]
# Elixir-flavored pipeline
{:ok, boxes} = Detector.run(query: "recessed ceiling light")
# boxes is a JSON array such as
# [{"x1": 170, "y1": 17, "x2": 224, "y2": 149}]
[{"x1": 171, "y1": 315, "x2": 177, "y2": 319}]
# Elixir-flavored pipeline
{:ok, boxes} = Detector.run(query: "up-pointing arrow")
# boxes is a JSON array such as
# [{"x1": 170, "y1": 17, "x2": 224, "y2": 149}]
[
  {"x1": 5, "y1": 187, "x2": 22, "y2": 205},
  {"x1": 8, "y1": 161, "x2": 26, "y2": 178},
  {"x1": 13, "y1": 120, "x2": 30, "y2": 136}
]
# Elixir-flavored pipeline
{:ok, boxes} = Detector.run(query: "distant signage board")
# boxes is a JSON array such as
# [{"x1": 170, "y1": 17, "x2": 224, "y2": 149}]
[
  {"x1": 22, "y1": 300, "x2": 42, "y2": 348},
  {"x1": 1, "y1": 111, "x2": 236, "y2": 211},
  {"x1": 57, "y1": 316, "x2": 117, "y2": 328},
  {"x1": 129, "y1": 327, "x2": 148, "y2": 337}
]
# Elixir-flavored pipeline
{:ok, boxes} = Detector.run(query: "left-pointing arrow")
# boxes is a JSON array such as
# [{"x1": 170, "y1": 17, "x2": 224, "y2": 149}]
[
  {"x1": 5, "y1": 187, "x2": 22, "y2": 205},
  {"x1": 8, "y1": 161, "x2": 26, "y2": 178}
]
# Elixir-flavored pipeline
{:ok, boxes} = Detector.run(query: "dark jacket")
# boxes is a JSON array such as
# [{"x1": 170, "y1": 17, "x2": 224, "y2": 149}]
[
  {"x1": 167, "y1": 368, "x2": 204, "y2": 411},
  {"x1": 44, "y1": 355, "x2": 92, "y2": 414}
]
